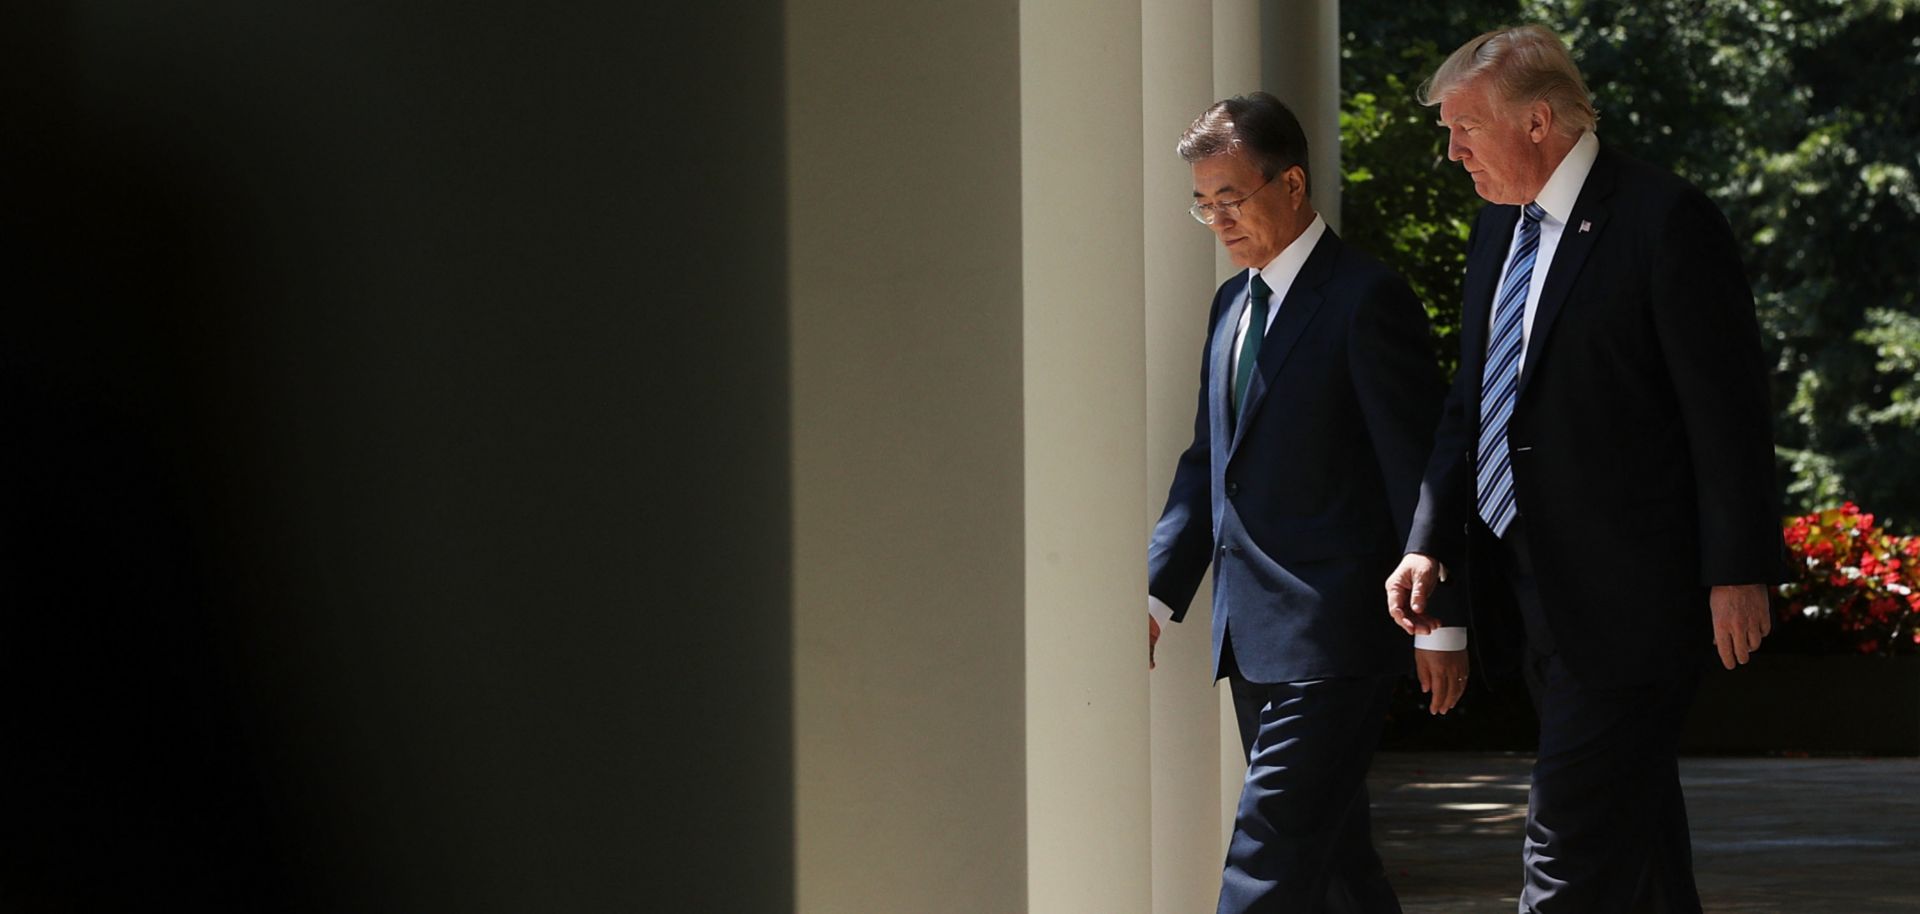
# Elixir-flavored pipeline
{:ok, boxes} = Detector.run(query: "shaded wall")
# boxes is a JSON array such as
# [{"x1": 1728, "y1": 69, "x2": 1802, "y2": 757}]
[{"x1": 0, "y1": 4, "x2": 789, "y2": 911}]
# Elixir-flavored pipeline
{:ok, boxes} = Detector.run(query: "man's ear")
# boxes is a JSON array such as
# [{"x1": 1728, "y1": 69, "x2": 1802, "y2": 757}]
[
  {"x1": 1286, "y1": 164, "x2": 1309, "y2": 204},
  {"x1": 1527, "y1": 100, "x2": 1554, "y2": 143}
]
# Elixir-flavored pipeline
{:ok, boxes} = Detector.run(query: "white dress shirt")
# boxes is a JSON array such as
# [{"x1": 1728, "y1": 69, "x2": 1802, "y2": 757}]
[
  {"x1": 1229, "y1": 215, "x2": 1325, "y2": 381},
  {"x1": 1487, "y1": 130, "x2": 1600, "y2": 358}
]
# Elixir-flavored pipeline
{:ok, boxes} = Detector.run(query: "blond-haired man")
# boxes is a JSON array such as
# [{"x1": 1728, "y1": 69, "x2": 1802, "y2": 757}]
[{"x1": 1385, "y1": 24, "x2": 1784, "y2": 914}]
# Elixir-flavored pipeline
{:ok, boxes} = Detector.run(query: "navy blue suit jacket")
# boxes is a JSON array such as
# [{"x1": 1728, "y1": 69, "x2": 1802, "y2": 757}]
[
  {"x1": 1406, "y1": 145, "x2": 1785, "y2": 688},
  {"x1": 1149, "y1": 228, "x2": 1449, "y2": 684}
]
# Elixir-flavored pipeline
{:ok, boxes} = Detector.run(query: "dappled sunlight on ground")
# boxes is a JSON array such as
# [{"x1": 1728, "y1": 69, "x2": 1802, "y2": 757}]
[{"x1": 1371, "y1": 752, "x2": 1920, "y2": 913}]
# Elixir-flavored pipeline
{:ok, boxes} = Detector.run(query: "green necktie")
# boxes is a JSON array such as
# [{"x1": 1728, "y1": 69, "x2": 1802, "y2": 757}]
[{"x1": 1232, "y1": 274, "x2": 1273, "y2": 419}]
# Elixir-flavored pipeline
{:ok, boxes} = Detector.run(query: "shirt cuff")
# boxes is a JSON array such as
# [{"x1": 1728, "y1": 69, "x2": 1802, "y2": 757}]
[
  {"x1": 1147, "y1": 596, "x2": 1175, "y2": 626},
  {"x1": 1414, "y1": 626, "x2": 1468, "y2": 651}
]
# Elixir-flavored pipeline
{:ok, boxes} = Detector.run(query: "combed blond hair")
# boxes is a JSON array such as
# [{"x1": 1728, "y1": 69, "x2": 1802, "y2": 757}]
[{"x1": 1418, "y1": 24, "x2": 1597, "y2": 136}]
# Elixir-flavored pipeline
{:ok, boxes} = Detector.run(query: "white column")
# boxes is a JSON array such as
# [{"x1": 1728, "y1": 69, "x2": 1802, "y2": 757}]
[
  {"x1": 790, "y1": 3, "x2": 1029, "y2": 912},
  {"x1": 1261, "y1": 0, "x2": 1343, "y2": 229},
  {"x1": 792, "y1": 2, "x2": 1342, "y2": 910},
  {"x1": 1142, "y1": 0, "x2": 1231, "y2": 912},
  {"x1": 1021, "y1": 1, "x2": 1154, "y2": 912},
  {"x1": 1211, "y1": 0, "x2": 1263, "y2": 282},
  {"x1": 1213, "y1": 0, "x2": 1263, "y2": 95},
  {"x1": 1210, "y1": 0, "x2": 1266, "y2": 848}
]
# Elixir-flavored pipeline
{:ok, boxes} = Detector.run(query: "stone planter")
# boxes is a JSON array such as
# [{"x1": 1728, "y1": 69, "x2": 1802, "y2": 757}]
[{"x1": 1680, "y1": 653, "x2": 1920, "y2": 756}]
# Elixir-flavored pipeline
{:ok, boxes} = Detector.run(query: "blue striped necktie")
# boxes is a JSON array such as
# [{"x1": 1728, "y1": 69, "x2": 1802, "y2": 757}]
[{"x1": 1476, "y1": 202, "x2": 1547, "y2": 538}]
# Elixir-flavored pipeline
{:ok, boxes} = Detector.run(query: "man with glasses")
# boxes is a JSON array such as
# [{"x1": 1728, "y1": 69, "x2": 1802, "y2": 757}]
[{"x1": 1147, "y1": 92, "x2": 1466, "y2": 914}]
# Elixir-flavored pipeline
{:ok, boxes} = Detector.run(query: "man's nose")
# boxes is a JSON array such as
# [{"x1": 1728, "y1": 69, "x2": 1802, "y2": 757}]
[{"x1": 1448, "y1": 138, "x2": 1467, "y2": 162}]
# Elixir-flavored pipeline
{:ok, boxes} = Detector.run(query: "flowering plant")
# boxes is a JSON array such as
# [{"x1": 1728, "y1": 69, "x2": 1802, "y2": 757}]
[{"x1": 1777, "y1": 503, "x2": 1920, "y2": 655}]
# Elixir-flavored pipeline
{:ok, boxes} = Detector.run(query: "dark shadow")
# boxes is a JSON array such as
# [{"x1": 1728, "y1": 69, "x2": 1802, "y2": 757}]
[{"x1": 1, "y1": 4, "x2": 790, "y2": 911}]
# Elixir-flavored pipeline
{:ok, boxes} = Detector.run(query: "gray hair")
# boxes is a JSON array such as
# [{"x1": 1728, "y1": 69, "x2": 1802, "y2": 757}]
[
  {"x1": 1176, "y1": 92, "x2": 1311, "y2": 191},
  {"x1": 1418, "y1": 24, "x2": 1597, "y2": 136}
]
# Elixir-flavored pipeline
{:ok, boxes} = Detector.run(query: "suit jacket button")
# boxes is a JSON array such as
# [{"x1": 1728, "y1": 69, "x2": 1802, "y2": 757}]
[
  {"x1": 1219, "y1": 545, "x2": 1229, "y2": 555},
  {"x1": 1225, "y1": 482, "x2": 1239, "y2": 496}
]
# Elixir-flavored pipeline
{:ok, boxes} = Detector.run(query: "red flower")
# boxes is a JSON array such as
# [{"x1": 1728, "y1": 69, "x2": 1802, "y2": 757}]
[
  {"x1": 1869, "y1": 597, "x2": 1900, "y2": 622},
  {"x1": 1780, "y1": 505, "x2": 1920, "y2": 655}
]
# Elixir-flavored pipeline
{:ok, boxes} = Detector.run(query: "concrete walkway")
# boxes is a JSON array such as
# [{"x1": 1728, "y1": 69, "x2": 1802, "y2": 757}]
[{"x1": 1369, "y1": 752, "x2": 1920, "y2": 913}]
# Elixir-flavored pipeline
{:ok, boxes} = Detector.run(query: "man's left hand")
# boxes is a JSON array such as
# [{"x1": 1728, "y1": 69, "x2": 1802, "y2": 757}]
[{"x1": 1711, "y1": 583, "x2": 1772, "y2": 669}]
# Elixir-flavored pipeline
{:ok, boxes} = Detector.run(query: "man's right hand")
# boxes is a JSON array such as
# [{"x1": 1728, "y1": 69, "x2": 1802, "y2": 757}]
[
  {"x1": 1149, "y1": 615, "x2": 1161, "y2": 670},
  {"x1": 1385, "y1": 553, "x2": 1443, "y2": 636}
]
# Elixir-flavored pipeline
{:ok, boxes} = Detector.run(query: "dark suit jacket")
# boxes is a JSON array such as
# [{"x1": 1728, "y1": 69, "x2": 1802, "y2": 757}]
[
  {"x1": 1149, "y1": 227, "x2": 1449, "y2": 684},
  {"x1": 1407, "y1": 144, "x2": 1786, "y2": 688}
]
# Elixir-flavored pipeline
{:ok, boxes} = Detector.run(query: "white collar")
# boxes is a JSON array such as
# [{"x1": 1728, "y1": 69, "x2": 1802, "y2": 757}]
[
  {"x1": 1532, "y1": 130, "x2": 1599, "y2": 224},
  {"x1": 1249, "y1": 213, "x2": 1327, "y2": 296}
]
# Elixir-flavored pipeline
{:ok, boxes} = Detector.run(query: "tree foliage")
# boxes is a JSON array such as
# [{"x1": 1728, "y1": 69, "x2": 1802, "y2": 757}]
[
  {"x1": 1340, "y1": 0, "x2": 1920, "y2": 529},
  {"x1": 1339, "y1": 0, "x2": 1515, "y2": 377}
]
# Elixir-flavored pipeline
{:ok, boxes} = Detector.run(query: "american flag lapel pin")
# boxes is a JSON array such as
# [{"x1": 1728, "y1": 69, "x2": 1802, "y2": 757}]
[{"x1": 1579, "y1": 220, "x2": 1592, "y2": 233}]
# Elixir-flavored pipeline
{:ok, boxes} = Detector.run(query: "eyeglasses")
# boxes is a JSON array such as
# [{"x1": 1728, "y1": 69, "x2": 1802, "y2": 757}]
[{"x1": 1189, "y1": 174, "x2": 1275, "y2": 225}]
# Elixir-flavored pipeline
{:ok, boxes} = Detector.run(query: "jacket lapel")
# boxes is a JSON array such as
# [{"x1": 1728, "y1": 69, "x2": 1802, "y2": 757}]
[
  {"x1": 1518, "y1": 147, "x2": 1616, "y2": 395},
  {"x1": 1226, "y1": 228, "x2": 1337, "y2": 457},
  {"x1": 1461, "y1": 205, "x2": 1520, "y2": 401},
  {"x1": 1209, "y1": 274, "x2": 1247, "y2": 457}
]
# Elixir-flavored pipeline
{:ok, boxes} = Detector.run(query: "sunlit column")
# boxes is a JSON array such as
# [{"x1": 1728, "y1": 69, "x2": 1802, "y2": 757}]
[
  {"x1": 1143, "y1": 0, "x2": 1233, "y2": 911},
  {"x1": 791, "y1": 3, "x2": 1028, "y2": 912},
  {"x1": 1022, "y1": 0, "x2": 1153, "y2": 911}
]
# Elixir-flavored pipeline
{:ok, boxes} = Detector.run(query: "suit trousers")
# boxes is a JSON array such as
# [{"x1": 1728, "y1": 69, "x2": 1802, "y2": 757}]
[
  {"x1": 1219, "y1": 633, "x2": 1403, "y2": 914},
  {"x1": 1493, "y1": 521, "x2": 1703, "y2": 914}
]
